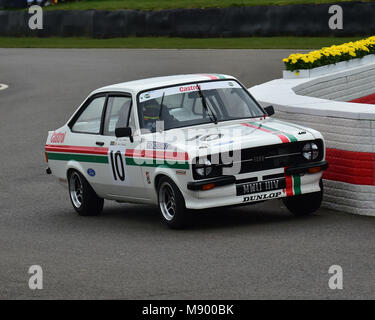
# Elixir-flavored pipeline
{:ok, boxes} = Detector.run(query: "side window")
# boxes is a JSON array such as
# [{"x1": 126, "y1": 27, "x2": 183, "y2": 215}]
[
  {"x1": 219, "y1": 88, "x2": 252, "y2": 118},
  {"x1": 103, "y1": 96, "x2": 135, "y2": 136},
  {"x1": 71, "y1": 96, "x2": 106, "y2": 134}
]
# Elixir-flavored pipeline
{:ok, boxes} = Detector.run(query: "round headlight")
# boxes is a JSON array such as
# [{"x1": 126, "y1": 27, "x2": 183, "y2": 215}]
[
  {"x1": 195, "y1": 159, "x2": 213, "y2": 177},
  {"x1": 302, "y1": 142, "x2": 319, "y2": 160}
]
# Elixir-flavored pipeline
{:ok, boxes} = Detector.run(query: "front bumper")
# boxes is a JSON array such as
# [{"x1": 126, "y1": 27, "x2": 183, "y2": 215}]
[
  {"x1": 187, "y1": 161, "x2": 328, "y2": 191},
  {"x1": 183, "y1": 161, "x2": 328, "y2": 210}
]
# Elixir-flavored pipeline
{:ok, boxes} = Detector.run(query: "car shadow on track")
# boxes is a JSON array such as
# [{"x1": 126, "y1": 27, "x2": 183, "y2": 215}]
[{"x1": 98, "y1": 200, "x2": 322, "y2": 231}]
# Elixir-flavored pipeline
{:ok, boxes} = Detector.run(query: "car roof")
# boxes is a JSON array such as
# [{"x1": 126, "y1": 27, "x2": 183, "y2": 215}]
[{"x1": 92, "y1": 73, "x2": 236, "y2": 95}]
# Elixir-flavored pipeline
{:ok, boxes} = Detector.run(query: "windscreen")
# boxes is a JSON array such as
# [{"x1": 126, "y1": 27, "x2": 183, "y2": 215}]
[{"x1": 137, "y1": 80, "x2": 264, "y2": 132}]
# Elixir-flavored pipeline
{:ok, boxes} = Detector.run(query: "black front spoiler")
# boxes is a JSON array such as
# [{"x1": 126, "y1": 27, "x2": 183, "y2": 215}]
[
  {"x1": 187, "y1": 176, "x2": 236, "y2": 191},
  {"x1": 284, "y1": 161, "x2": 328, "y2": 175}
]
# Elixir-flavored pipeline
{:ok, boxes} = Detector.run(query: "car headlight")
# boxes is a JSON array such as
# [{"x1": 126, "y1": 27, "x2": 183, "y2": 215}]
[
  {"x1": 302, "y1": 142, "x2": 319, "y2": 160},
  {"x1": 195, "y1": 159, "x2": 213, "y2": 177}
]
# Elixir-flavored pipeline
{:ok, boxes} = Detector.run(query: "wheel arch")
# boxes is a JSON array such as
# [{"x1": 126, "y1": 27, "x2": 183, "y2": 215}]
[
  {"x1": 66, "y1": 167, "x2": 76, "y2": 179},
  {"x1": 66, "y1": 161, "x2": 86, "y2": 180},
  {"x1": 65, "y1": 162, "x2": 99, "y2": 194},
  {"x1": 153, "y1": 172, "x2": 188, "y2": 206},
  {"x1": 154, "y1": 173, "x2": 170, "y2": 191}
]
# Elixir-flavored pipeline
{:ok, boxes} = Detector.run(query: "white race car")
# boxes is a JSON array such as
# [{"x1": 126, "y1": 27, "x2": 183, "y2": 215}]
[{"x1": 45, "y1": 74, "x2": 328, "y2": 228}]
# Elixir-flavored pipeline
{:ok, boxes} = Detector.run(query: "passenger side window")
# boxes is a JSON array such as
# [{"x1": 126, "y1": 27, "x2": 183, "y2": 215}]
[
  {"x1": 71, "y1": 96, "x2": 106, "y2": 134},
  {"x1": 219, "y1": 88, "x2": 253, "y2": 118},
  {"x1": 103, "y1": 96, "x2": 135, "y2": 136}
]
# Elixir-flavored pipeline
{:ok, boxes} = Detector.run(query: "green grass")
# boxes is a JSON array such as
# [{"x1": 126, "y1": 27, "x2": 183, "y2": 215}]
[
  {"x1": 0, "y1": 36, "x2": 365, "y2": 49},
  {"x1": 45, "y1": 0, "x2": 372, "y2": 11}
]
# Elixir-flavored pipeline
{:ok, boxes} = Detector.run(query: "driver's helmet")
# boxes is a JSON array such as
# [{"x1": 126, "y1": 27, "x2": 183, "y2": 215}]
[{"x1": 143, "y1": 99, "x2": 160, "y2": 130}]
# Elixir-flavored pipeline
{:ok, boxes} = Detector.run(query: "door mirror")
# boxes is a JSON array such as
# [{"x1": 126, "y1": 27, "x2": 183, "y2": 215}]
[
  {"x1": 115, "y1": 127, "x2": 133, "y2": 142},
  {"x1": 264, "y1": 105, "x2": 275, "y2": 117}
]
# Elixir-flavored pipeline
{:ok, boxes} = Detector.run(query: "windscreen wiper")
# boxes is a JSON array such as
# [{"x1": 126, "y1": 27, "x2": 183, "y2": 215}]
[
  {"x1": 158, "y1": 92, "x2": 165, "y2": 119},
  {"x1": 155, "y1": 92, "x2": 166, "y2": 132},
  {"x1": 196, "y1": 83, "x2": 218, "y2": 124}
]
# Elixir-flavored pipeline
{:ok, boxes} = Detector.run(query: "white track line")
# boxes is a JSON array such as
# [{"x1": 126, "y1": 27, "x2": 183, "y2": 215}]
[{"x1": 0, "y1": 84, "x2": 9, "y2": 91}]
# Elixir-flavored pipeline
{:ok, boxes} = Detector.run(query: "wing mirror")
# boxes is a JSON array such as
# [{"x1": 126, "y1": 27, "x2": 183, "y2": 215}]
[
  {"x1": 264, "y1": 105, "x2": 275, "y2": 117},
  {"x1": 115, "y1": 127, "x2": 133, "y2": 142}
]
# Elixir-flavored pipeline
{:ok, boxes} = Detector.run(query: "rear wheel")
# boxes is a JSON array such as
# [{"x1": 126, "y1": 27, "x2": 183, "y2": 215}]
[
  {"x1": 283, "y1": 179, "x2": 323, "y2": 216},
  {"x1": 68, "y1": 170, "x2": 104, "y2": 216},
  {"x1": 157, "y1": 176, "x2": 190, "y2": 229}
]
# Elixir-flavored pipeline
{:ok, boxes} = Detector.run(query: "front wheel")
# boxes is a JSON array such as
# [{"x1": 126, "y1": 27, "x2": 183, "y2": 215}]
[
  {"x1": 157, "y1": 176, "x2": 190, "y2": 229},
  {"x1": 68, "y1": 170, "x2": 104, "y2": 216},
  {"x1": 283, "y1": 179, "x2": 323, "y2": 216}
]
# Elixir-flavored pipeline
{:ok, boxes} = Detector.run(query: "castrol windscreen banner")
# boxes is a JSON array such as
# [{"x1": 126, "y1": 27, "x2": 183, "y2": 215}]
[{"x1": 138, "y1": 80, "x2": 241, "y2": 103}]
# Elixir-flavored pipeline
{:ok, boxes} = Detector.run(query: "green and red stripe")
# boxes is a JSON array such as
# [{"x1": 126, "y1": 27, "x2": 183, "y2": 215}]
[
  {"x1": 200, "y1": 73, "x2": 226, "y2": 80},
  {"x1": 285, "y1": 174, "x2": 301, "y2": 196},
  {"x1": 125, "y1": 148, "x2": 189, "y2": 169},
  {"x1": 45, "y1": 145, "x2": 108, "y2": 155},
  {"x1": 45, "y1": 145, "x2": 189, "y2": 169},
  {"x1": 125, "y1": 149, "x2": 189, "y2": 161},
  {"x1": 241, "y1": 122, "x2": 297, "y2": 143},
  {"x1": 47, "y1": 152, "x2": 109, "y2": 163},
  {"x1": 45, "y1": 145, "x2": 108, "y2": 163}
]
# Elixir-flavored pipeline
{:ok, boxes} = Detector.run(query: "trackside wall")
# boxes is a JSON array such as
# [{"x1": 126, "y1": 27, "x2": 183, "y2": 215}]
[{"x1": 250, "y1": 62, "x2": 375, "y2": 216}]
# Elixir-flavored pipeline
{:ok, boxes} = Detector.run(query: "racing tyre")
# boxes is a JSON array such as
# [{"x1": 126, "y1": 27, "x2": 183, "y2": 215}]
[
  {"x1": 157, "y1": 176, "x2": 190, "y2": 229},
  {"x1": 68, "y1": 170, "x2": 104, "y2": 216},
  {"x1": 283, "y1": 179, "x2": 323, "y2": 216}
]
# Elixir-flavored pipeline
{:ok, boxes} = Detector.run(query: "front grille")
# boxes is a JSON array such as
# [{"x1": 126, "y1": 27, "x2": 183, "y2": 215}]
[
  {"x1": 237, "y1": 140, "x2": 324, "y2": 174},
  {"x1": 192, "y1": 139, "x2": 324, "y2": 179},
  {"x1": 238, "y1": 140, "x2": 324, "y2": 174}
]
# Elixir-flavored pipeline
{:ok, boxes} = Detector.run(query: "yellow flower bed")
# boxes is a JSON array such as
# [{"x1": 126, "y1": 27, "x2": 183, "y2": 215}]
[{"x1": 283, "y1": 36, "x2": 375, "y2": 72}]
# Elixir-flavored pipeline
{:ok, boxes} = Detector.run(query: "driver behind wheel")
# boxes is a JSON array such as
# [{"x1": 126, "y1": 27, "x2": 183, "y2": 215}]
[
  {"x1": 143, "y1": 99, "x2": 160, "y2": 131},
  {"x1": 143, "y1": 99, "x2": 176, "y2": 131}
]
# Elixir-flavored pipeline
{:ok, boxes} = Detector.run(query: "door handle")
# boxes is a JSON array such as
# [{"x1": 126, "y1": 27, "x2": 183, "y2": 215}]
[{"x1": 96, "y1": 141, "x2": 105, "y2": 146}]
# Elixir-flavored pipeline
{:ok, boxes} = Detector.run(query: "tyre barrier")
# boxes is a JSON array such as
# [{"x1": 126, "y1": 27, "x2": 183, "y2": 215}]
[
  {"x1": 249, "y1": 57, "x2": 375, "y2": 216},
  {"x1": 1, "y1": 2, "x2": 375, "y2": 38},
  {"x1": 0, "y1": 0, "x2": 26, "y2": 9}
]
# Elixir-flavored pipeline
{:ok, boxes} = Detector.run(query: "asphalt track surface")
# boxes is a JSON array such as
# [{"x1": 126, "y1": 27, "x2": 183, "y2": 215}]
[{"x1": 0, "y1": 49, "x2": 374, "y2": 299}]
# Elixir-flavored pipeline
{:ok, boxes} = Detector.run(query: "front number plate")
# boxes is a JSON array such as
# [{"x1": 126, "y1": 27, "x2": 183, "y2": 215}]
[{"x1": 236, "y1": 178, "x2": 286, "y2": 196}]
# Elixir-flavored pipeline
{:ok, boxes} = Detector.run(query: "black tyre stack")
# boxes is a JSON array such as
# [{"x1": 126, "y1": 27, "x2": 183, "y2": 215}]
[{"x1": 0, "y1": 0, "x2": 27, "y2": 9}]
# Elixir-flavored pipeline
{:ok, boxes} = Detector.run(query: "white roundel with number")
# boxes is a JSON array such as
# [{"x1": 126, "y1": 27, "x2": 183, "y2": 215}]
[{"x1": 108, "y1": 145, "x2": 127, "y2": 184}]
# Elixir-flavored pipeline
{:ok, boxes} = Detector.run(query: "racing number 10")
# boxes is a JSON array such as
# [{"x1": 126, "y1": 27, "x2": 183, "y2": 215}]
[{"x1": 109, "y1": 150, "x2": 125, "y2": 181}]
